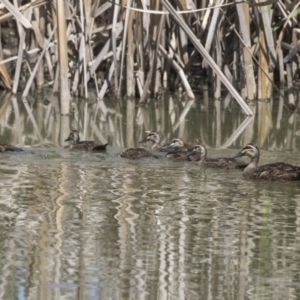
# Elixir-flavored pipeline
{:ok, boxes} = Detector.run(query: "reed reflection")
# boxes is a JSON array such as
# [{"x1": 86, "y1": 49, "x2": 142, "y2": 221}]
[{"x1": 0, "y1": 91, "x2": 298, "y2": 154}]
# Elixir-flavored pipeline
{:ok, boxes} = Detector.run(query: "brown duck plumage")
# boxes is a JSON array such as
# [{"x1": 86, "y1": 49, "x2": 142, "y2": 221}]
[
  {"x1": 164, "y1": 138, "x2": 195, "y2": 153},
  {"x1": 120, "y1": 131, "x2": 164, "y2": 159},
  {"x1": 231, "y1": 143, "x2": 300, "y2": 180},
  {"x1": 163, "y1": 138, "x2": 200, "y2": 161},
  {"x1": 0, "y1": 144, "x2": 23, "y2": 152},
  {"x1": 188, "y1": 144, "x2": 248, "y2": 169},
  {"x1": 65, "y1": 130, "x2": 108, "y2": 151},
  {"x1": 120, "y1": 148, "x2": 159, "y2": 159}
]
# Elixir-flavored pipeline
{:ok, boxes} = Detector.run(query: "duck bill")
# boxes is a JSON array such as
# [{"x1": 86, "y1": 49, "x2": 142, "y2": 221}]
[
  {"x1": 64, "y1": 137, "x2": 71, "y2": 142},
  {"x1": 160, "y1": 143, "x2": 172, "y2": 151},
  {"x1": 139, "y1": 136, "x2": 148, "y2": 143},
  {"x1": 186, "y1": 150, "x2": 194, "y2": 157},
  {"x1": 231, "y1": 151, "x2": 244, "y2": 159},
  {"x1": 166, "y1": 147, "x2": 181, "y2": 154}
]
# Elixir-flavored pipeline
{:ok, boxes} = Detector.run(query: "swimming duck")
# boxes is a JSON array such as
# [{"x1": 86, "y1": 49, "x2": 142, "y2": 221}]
[
  {"x1": 120, "y1": 131, "x2": 165, "y2": 159},
  {"x1": 162, "y1": 138, "x2": 200, "y2": 161},
  {"x1": 139, "y1": 131, "x2": 163, "y2": 150},
  {"x1": 231, "y1": 143, "x2": 300, "y2": 180},
  {"x1": 65, "y1": 130, "x2": 108, "y2": 151},
  {"x1": 161, "y1": 138, "x2": 195, "y2": 153},
  {"x1": 188, "y1": 144, "x2": 247, "y2": 169},
  {"x1": 0, "y1": 144, "x2": 23, "y2": 152}
]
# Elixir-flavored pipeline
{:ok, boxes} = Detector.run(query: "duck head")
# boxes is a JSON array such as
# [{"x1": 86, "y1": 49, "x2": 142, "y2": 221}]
[
  {"x1": 139, "y1": 131, "x2": 161, "y2": 145},
  {"x1": 231, "y1": 143, "x2": 259, "y2": 160},
  {"x1": 65, "y1": 130, "x2": 80, "y2": 144},
  {"x1": 187, "y1": 144, "x2": 207, "y2": 160}
]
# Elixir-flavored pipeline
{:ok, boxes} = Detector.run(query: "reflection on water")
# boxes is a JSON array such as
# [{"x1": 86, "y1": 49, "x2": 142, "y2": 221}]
[{"x1": 0, "y1": 91, "x2": 299, "y2": 299}]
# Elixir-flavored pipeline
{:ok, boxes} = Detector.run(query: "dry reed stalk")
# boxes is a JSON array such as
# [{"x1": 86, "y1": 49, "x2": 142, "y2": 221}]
[
  {"x1": 79, "y1": 0, "x2": 88, "y2": 98},
  {"x1": 32, "y1": 7, "x2": 46, "y2": 91},
  {"x1": 161, "y1": 0, "x2": 253, "y2": 116},
  {"x1": 259, "y1": 3, "x2": 277, "y2": 72},
  {"x1": 0, "y1": 63, "x2": 12, "y2": 89},
  {"x1": 286, "y1": 63, "x2": 295, "y2": 108},
  {"x1": 11, "y1": 95, "x2": 22, "y2": 145},
  {"x1": 112, "y1": 0, "x2": 120, "y2": 98},
  {"x1": 0, "y1": 0, "x2": 46, "y2": 24},
  {"x1": 136, "y1": 10, "x2": 146, "y2": 97},
  {"x1": 12, "y1": 25, "x2": 26, "y2": 93},
  {"x1": 158, "y1": 45, "x2": 195, "y2": 99},
  {"x1": 203, "y1": 0, "x2": 221, "y2": 69},
  {"x1": 99, "y1": 41, "x2": 122, "y2": 99},
  {"x1": 258, "y1": 27, "x2": 272, "y2": 100},
  {"x1": 150, "y1": 0, "x2": 162, "y2": 95},
  {"x1": 1, "y1": 0, "x2": 32, "y2": 28},
  {"x1": 117, "y1": 0, "x2": 131, "y2": 98},
  {"x1": 126, "y1": 2, "x2": 135, "y2": 97},
  {"x1": 213, "y1": 28, "x2": 221, "y2": 99},
  {"x1": 236, "y1": 0, "x2": 256, "y2": 100},
  {"x1": 138, "y1": 11, "x2": 163, "y2": 103},
  {"x1": 0, "y1": 23, "x2": 12, "y2": 89},
  {"x1": 277, "y1": 47, "x2": 285, "y2": 84},
  {"x1": 57, "y1": 0, "x2": 70, "y2": 114},
  {"x1": 22, "y1": 26, "x2": 57, "y2": 98}
]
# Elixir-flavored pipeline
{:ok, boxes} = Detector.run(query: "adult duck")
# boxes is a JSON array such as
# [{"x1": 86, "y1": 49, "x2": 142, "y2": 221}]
[{"x1": 231, "y1": 143, "x2": 300, "y2": 180}]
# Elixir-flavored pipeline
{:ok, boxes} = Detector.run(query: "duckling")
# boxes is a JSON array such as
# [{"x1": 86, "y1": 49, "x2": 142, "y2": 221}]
[
  {"x1": 231, "y1": 143, "x2": 300, "y2": 180},
  {"x1": 120, "y1": 147, "x2": 159, "y2": 159},
  {"x1": 139, "y1": 131, "x2": 162, "y2": 151},
  {"x1": 65, "y1": 130, "x2": 108, "y2": 151},
  {"x1": 120, "y1": 131, "x2": 164, "y2": 159},
  {"x1": 161, "y1": 138, "x2": 195, "y2": 153},
  {"x1": 0, "y1": 143, "x2": 23, "y2": 152},
  {"x1": 188, "y1": 144, "x2": 247, "y2": 169}
]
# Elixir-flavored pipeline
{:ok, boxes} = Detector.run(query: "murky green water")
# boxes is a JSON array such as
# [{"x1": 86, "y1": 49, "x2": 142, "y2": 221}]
[{"x1": 0, "y1": 92, "x2": 300, "y2": 299}]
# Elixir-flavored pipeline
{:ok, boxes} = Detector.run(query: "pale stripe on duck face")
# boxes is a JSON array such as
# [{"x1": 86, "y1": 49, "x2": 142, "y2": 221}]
[
  {"x1": 168, "y1": 138, "x2": 195, "y2": 152},
  {"x1": 65, "y1": 130, "x2": 80, "y2": 144},
  {"x1": 139, "y1": 131, "x2": 162, "y2": 150}
]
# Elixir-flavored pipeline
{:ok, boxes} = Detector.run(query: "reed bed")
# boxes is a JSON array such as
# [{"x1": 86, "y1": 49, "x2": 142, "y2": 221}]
[{"x1": 0, "y1": 0, "x2": 299, "y2": 114}]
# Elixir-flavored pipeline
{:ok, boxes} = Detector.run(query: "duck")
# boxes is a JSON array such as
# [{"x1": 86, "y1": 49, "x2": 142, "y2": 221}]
[
  {"x1": 162, "y1": 138, "x2": 200, "y2": 161},
  {"x1": 161, "y1": 138, "x2": 195, "y2": 153},
  {"x1": 188, "y1": 144, "x2": 248, "y2": 169},
  {"x1": 139, "y1": 131, "x2": 163, "y2": 151},
  {"x1": 231, "y1": 143, "x2": 300, "y2": 180},
  {"x1": 0, "y1": 143, "x2": 23, "y2": 152},
  {"x1": 64, "y1": 130, "x2": 108, "y2": 151},
  {"x1": 120, "y1": 131, "x2": 166, "y2": 159}
]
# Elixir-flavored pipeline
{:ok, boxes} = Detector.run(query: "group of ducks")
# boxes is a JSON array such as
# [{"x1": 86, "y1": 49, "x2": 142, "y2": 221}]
[
  {"x1": 1, "y1": 130, "x2": 300, "y2": 181},
  {"x1": 64, "y1": 130, "x2": 300, "y2": 181}
]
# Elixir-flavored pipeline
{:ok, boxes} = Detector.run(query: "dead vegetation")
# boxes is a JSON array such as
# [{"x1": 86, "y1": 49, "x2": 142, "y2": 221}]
[{"x1": 0, "y1": 0, "x2": 299, "y2": 114}]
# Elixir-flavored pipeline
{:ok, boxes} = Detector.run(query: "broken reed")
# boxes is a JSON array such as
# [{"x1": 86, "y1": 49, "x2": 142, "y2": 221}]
[{"x1": 0, "y1": 0, "x2": 299, "y2": 113}]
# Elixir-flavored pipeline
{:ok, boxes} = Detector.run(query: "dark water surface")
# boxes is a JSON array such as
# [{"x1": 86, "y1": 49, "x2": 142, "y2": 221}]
[{"x1": 0, "y1": 92, "x2": 300, "y2": 299}]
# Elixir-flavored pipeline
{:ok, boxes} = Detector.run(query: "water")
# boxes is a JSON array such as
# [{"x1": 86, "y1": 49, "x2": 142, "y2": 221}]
[{"x1": 0, "y1": 92, "x2": 300, "y2": 299}]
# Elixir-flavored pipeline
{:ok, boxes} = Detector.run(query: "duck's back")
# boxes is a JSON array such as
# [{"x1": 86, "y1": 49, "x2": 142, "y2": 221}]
[
  {"x1": 200, "y1": 157, "x2": 247, "y2": 169},
  {"x1": 166, "y1": 152, "x2": 189, "y2": 161},
  {"x1": 0, "y1": 144, "x2": 23, "y2": 152},
  {"x1": 72, "y1": 141, "x2": 108, "y2": 151},
  {"x1": 244, "y1": 162, "x2": 300, "y2": 180},
  {"x1": 120, "y1": 148, "x2": 159, "y2": 159}
]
